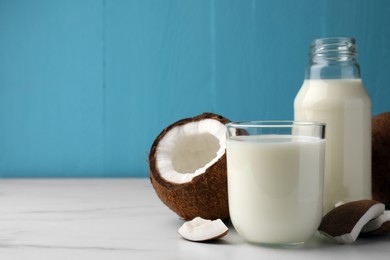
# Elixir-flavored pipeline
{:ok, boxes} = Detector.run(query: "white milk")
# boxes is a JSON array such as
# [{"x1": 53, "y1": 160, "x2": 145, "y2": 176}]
[
  {"x1": 294, "y1": 79, "x2": 371, "y2": 213},
  {"x1": 226, "y1": 135, "x2": 325, "y2": 244}
]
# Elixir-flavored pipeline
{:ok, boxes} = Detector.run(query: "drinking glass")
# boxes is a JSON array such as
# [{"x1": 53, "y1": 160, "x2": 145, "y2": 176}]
[{"x1": 225, "y1": 121, "x2": 326, "y2": 245}]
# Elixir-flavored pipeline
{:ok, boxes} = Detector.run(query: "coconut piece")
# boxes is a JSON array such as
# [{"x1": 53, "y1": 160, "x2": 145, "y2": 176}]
[
  {"x1": 318, "y1": 200, "x2": 385, "y2": 243},
  {"x1": 178, "y1": 217, "x2": 228, "y2": 242},
  {"x1": 369, "y1": 222, "x2": 390, "y2": 235},
  {"x1": 364, "y1": 221, "x2": 390, "y2": 235},
  {"x1": 149, "y1": 113, "x2": 230, "y2": 220},
  {"x1": 361, "y1": 211, "x2": 390, "y2": 235},
  {"x1": 372, "y1": 112, "x2": 390, "y2": 209}
]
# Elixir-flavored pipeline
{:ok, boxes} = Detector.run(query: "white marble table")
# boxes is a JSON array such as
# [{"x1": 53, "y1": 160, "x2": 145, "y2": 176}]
[{"x1": 0, "y1": 178, "x2": 389, "y2": 259}]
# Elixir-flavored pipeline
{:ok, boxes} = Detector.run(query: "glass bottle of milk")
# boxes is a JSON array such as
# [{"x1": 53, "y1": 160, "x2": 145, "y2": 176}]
[{"x1": 294, "y1": 37, "x2": 372, "y2": 213}]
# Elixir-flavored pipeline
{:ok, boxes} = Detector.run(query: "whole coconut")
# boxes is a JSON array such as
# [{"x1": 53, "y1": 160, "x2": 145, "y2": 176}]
[{"x1": 372, "y1": 112, "x2": 390, "y2": 209}]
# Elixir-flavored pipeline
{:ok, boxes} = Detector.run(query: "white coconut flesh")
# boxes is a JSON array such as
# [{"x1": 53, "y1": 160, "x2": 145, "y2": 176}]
[
  {"x1": 178, "y1": 217, "x2": 229, "y2": 241},
  {"x1": 156, "y1": 119, "x2": 226, "y2": 184}
]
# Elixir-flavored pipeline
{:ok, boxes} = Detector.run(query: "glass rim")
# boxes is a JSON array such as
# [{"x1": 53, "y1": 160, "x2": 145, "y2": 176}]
[
  {"x1": 311, "y1": 37, "x2": 356, "y2": 44},
  {"x1": 225, "y1": 120, "x2": 326, "y2": 128},
  {"x1": 310, "y1": 37, "x2": 357, "y2": 56}
]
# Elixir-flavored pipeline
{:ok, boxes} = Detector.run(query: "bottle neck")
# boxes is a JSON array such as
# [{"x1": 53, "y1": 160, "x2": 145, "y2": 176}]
[{"x1": 305, "y1": 37, "x2": 361, "y2": 80}]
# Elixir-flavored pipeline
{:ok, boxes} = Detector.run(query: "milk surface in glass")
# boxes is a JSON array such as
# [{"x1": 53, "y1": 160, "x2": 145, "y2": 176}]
[{"x1": 226, "y1": 135, "x2": 325, "y2": 244}]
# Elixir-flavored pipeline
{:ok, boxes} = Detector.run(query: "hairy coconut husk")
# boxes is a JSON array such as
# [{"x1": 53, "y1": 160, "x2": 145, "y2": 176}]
[
  {"x1": 149, "y1": 112, "x2": 230, "y2": 220},
  {"x1": 372, "y1": 112, "x2": 390, "y2": 209}
]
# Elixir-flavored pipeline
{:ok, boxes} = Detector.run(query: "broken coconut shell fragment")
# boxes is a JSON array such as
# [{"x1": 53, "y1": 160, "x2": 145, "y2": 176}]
[
  {"x1": 318, "y1": 200, "x2": 385, "y2": 243},
  {"x1": 149, "y1": 112, "x2": 230, "y2": 220},
  {"x1": 178, "y1": 217, "x2": 229, "y2": 242},
  {"x1": 361, "y1": 211, "x2": 390, "y2": 235}
]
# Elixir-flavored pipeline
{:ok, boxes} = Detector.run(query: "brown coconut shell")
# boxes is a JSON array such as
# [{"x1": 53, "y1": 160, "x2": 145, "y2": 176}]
[
  {"x1": 149, "y1": 112, "x2": 230, "y2": 221},
  {"x1": 372, "y1": 112, "x2": 390, "y2": 209},
  {"x1": 318, "y1": 200, "x2": 385, "y2": 243},
  {"x1": 319, "y1": 200, "x2": 383, "y2": 237}
]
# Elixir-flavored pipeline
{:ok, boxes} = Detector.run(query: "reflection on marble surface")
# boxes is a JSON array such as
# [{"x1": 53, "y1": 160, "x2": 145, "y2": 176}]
[{"x1": 0, "y1": 179, "x2": 389, "y2": 259}]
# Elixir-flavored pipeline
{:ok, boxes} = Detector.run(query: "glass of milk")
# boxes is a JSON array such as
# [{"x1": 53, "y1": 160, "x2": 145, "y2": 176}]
[{"x1": 226, "y1": 121, "x2": 325, "y2": 246}]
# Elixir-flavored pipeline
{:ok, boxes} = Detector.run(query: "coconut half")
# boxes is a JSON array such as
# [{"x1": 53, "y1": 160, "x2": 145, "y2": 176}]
[
  {"x1": 372, "y1": 112, "x2": 390, "y2": 209},
  {"x1": 149, "y1": 112, "x2": 230, "y2": 220}
]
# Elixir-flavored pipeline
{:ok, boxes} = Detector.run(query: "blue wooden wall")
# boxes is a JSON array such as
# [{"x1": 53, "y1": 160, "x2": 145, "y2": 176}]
[{"x1": 1, "y1": 0, "x2": 389, "y2": 177}]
